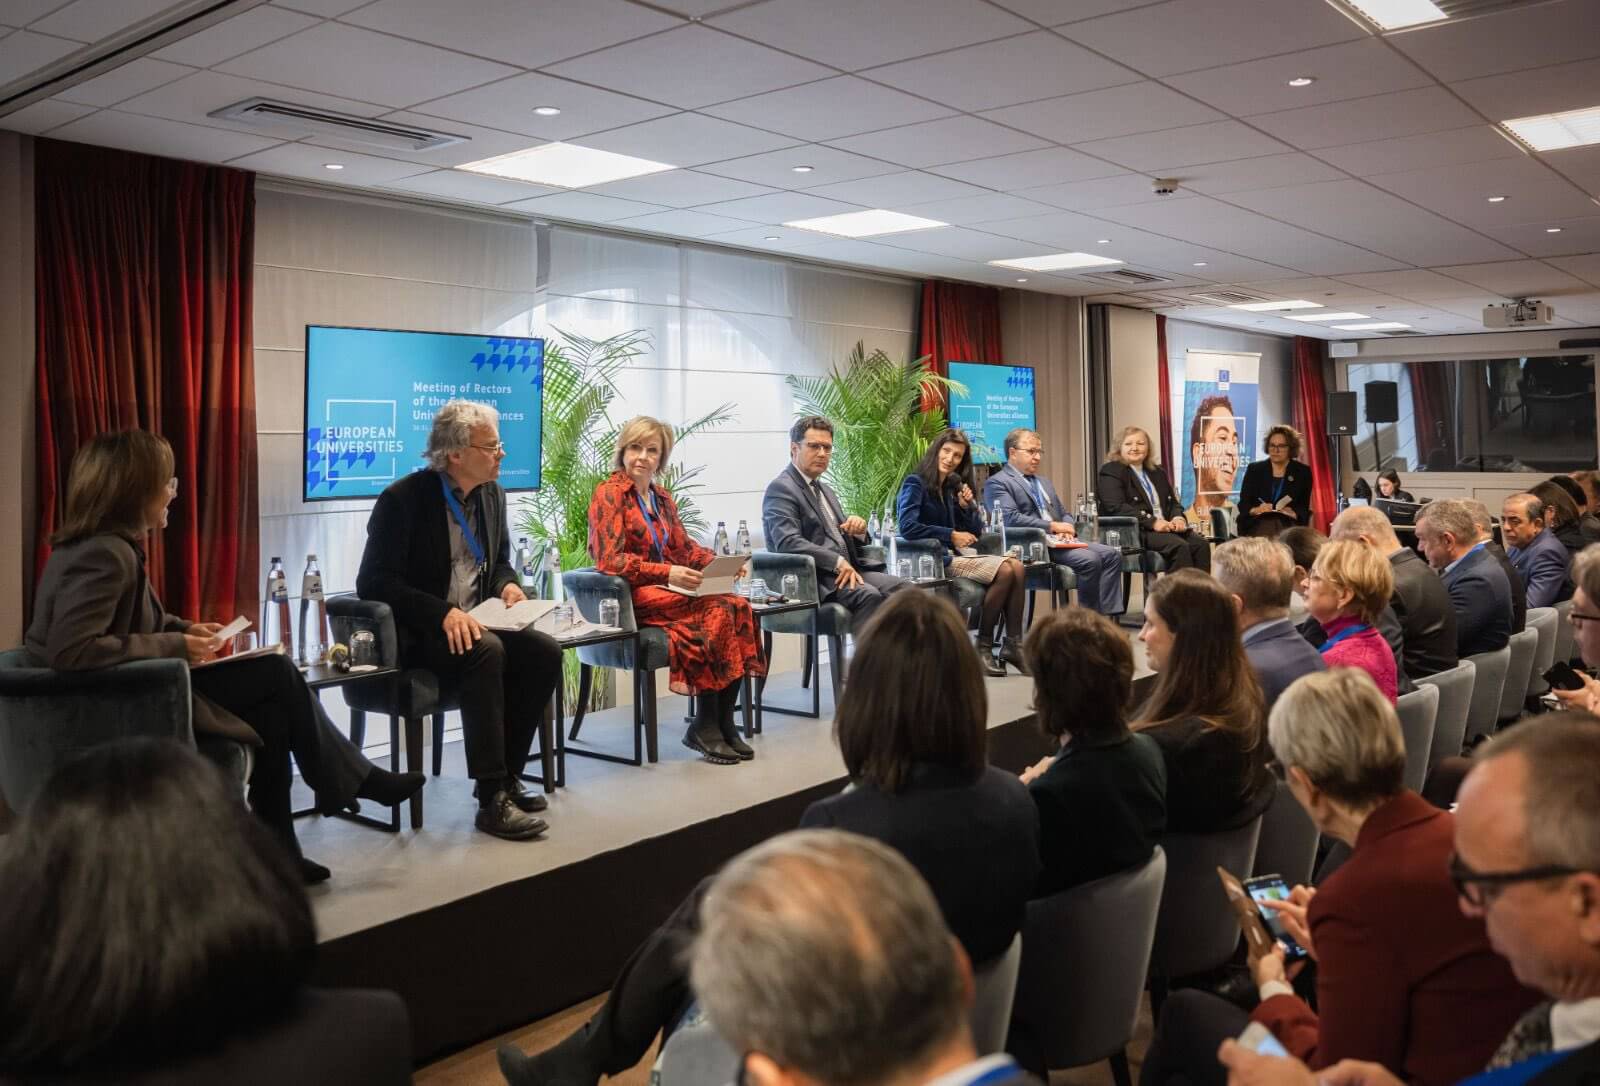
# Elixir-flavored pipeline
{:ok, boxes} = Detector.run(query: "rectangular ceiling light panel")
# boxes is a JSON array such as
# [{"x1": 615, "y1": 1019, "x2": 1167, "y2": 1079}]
[
  {"x1": 1334, "y1": 321, "x2": 1411, "y2": 330},
  {"x1": 1228, "y1": 299, "x2": 1323, "y2": 311},
  {"x1": 1501, "y1": 105, "x2": 1600, "y2": 152},
  {"x1": 1284, "y1": 311, "x2": 1370, "y2": 321},
  {"x1": 459, "y1": 143, "x2": 675, "y2": 188},
  {"x1": 783, "y1": 210, "x2": 949, "y2": 237},
  {"x1": 1343, "y1": 0, "x2": 1447, "y2": 29},
  {"x1": 988, "y1": 252, "x2": 1123, "y2": 271}
]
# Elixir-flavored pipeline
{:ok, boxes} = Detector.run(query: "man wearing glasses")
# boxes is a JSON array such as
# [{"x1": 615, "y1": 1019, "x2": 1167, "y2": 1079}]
[
  {"x1": 357, "y1": 399, "x2": 562, "y2": 842},
  {"x1": 983, "y1": 428, "x2": 1123, "y2": 616}
]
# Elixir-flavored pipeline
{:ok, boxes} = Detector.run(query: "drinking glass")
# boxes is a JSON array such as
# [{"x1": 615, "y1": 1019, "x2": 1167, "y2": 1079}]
[
  {"x1": 1030, "y1": 542, "x2": 1045, "y2": 562},
  {"x1": 918, "y1": 555, "x2": 937, "y2": 581},
  {"x1": 1007, "y1": 544, "x2": 1023, "y2": 560},
  {"x1": 896, "y1": 558, "x2": 914, "y2": 580},
  {"x1": 349, "y1": 629, "x2": 379, "y2": 672},
  {"x1": 748, "y1": 578, "x2": 769, "y2": 604},
  {"x1": 1105, "y1": 529, "x2": 1122, "y2": 551},
  {"x1": 598, "y1": 596, "x2": 621, "y2": 628},
  {"x1": 553, "y1": 602, "x2": 575, "y2": 632},
  {"x1": 780, "y1": 573, "x2": 800, "y2": 601},
  {"x1": 231, "y1": 630, "x2": 257, "y2": 656}
]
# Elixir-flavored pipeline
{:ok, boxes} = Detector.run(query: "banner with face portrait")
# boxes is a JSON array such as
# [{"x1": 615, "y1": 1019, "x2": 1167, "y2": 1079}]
[{"x1": 1178, "y1": 350, "x2": 1260, "y2": 539}]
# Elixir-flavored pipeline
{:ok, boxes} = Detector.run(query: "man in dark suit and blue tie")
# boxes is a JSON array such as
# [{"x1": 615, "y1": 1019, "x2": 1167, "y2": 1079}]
[
  {"x1": 1416, "y1": 499, "x2": 1512, "y2": 657},
  {"x1": 762, "y1": 415, "x2": 907, "y2": 625},
  {"x1": 1502, "y1": 493, "x2": 1575, "y2": 609},
  {"x1": 982, "y1": 428, "x2": 1124, "y2": 616}
]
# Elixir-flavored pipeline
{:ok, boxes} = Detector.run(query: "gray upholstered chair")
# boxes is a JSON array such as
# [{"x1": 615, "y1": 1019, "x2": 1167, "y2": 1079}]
[
  {"x1": 1553, "y1": 599, "x2": 1577, "y2": 666},
  {"x1": 895, "y1": 536, "x2": 984, "y2": 625},
  {"x1": 749, "y1": 550, "x2": 847, "y2": 717},
  {"x1": 1252, "y1": 777, "x2": 1320, "y2": 887},
  {"x1": 1526, "y1": 607, "x2": 1559, "y2": 697},
  {"x1": 1209, "y1": 506, "x2": 1238, "y2": 542},
  {"x1": 0, "y1": 650, "x2": 248, "y2": 815},
  {"x1": 1415, "y1": 660, "x2": 1476, "y2": 774},
  {"x1": 971, "y1": 932, "x2": 1024, "y2": 1055},
  {"x1": 1395, "y1": 683, "x2": 1440, "y2": 794},
  {"x1": 1463, "y1": 646, "x2": 1511, "y2": 745},
  {"x1": 564, "y1": 568, "x2": 670, "y2": 766},
  {"x1": 1100, "y1": 516, "x2": 1165, "y2": 623},
  {"x1": 997, "y1": 525, "x2": 1077, "y2": 626},
  {"x1": 1498, "y1": 628, "x2": 1539, "y2": 726},
  {"x1": 1012, "y1": 849, "x2": 1166, "y2": 1086},
  {"x1": 1149, "y1": 817, "x2": 1263, "y2": 1019}
]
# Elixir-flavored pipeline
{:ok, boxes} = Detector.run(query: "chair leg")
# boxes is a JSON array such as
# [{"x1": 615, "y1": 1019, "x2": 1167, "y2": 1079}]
[
  {"x1": 568, "y1": 664, "x2": 594, "y2": 741},
  {"x1": 1149, "y1": 973, "x2": 1170, "y2": 1025},
  {"x1": 349, "y1": 709, "x2": 367, "y2": 748},
  {"x1": 1025, "y1": 589, "x2": 1037, "y2": 628},
  {"x1": 642, "y1": 669, "x2": 659, "y2": 764},
  {"x1": 827, "y1": 634, "x2": 846, "y2": 706},
  {"x1": 1109, "y1": 1049, "x2": 1133, "y2": 1086},
  {"x1": 801, "y1": 635, "x2": 814, "y2": 689},
  {"x1": 432, "y1": 713, "x2": 445, "y2": 777},
  {"x1": 405, "y1": 715, "x2": 424, "y2": 829}
]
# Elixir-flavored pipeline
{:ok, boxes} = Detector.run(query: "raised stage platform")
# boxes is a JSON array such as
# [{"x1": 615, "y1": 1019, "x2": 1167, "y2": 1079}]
[{"x1": 292, "y1": 653, "x2": 1154, "y2": 1065}]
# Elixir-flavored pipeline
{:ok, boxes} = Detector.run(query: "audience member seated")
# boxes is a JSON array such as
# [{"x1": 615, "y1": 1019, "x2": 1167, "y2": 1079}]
[
  {"x1": 1282, "y1": 527, "x2": 1407, "y2": 689},
  {"x1": 1213, "y1": 538, "x2": 1327, "y2": 710},
  {"x1": 899, "y1": 427, "x2": 1029, "y2": 676},
  {"x1": 1552, "y1": 545, "x2": 1600, "y2": 715},
  {"x1": 1332, "y1": 506, "x2": 1458, "y2": 681},
  {"x1": 1236, "y1": 426, "x2": 1314, "y2": 538},
  {"x1": 1306, "y1": 541, "x2": 1399, "y2": 703},
  {"x1": 587, "y1": 415, "x2": 765, "y2": 765},
  {"x1": 690, "y1": 830, "x2": 1042, "y2": 1086},
  {"x1": 1416, "y1": 500, "x2": 1513, "y2": 657},
  {"x1": 984, "y1": 427, "x2": 1124, "y2": 616},
  {"x1": 1143, "y1": 669, "x2": 1536, "y2": 1086},
  {"x1": 1572, "y1": 471, "x2": 1600, "y2": 532},
  {"x1": 1502, "y1": 493, "x2": 1574, "y2": 610},
  {"x1": 1464, "y1": 501, "x2": 1526, "y2": 635},
  {"x1": 0, "y1": 739, "x2": 412, "y2": 1084},
  {"x1": 1376, "y1": 470, "x2": 1414, "y2": 503},
  {"x1": 1529, "y1": 481, "x2": 1592, "y2": 556},
  {"x1": 1134, "y1": 569, "x2": 1274, "y2": 833},
  {"x1": 357, "y1": 399, "x2": 558, "y2": 840},
  {"x1": 497, "y1": 589, "x2": 1039, "y2": 1086},
  {"x1": 30, "y1": 430, "x2": 422, "y2": 882},
  {"x1": 1099, "y1": 425, "x2": 1211, "y2": 572},
  {"x1": 761, "y1": 414, "x2": 907, "y2": 626},
  {"x1": 1017, "y1": 606, "x2": 1166, "y2": 898},
  {"x1": 1218, "y1": 714, "x2": 1600, "y2": 1086},
  {"x1": 1544, "y1": 476, "x2": 1600, "y2": 545}
]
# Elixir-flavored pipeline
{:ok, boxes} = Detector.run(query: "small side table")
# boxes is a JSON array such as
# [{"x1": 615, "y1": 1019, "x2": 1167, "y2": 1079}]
[
  {"x1": 294, "y1": 663, "x2": 409, "y2": 833},
  {"x1": 746, "y1": 598, "x2": 818, "y2": 736},
  {"x1": 524, "y1": 624, "x2": 637, "y2": 789}
]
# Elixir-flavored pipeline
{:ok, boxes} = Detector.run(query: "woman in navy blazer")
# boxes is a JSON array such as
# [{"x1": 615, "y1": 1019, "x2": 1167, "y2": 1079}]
[
  {"x1": 897, "y1": 428, "x2": 1027, "y2": 675},
  {"x1": 1236, "y1": 425, "x2": 1314, "y2": 538}
]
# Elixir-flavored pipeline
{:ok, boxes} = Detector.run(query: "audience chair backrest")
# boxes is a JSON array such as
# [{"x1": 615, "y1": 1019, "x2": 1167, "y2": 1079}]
[
  {"x1": 1252, "y1": 777, "x2": 1321, "y2": 886},
  {"x1": 1463, "y1": 646, "x2": 1511, "y2": 744},
  {"x1": 970, "y1": 932, "x2": 1023, "y2": 1056},
  {"x1": 1151, "y1": 819, "x2": 1263, "y2": 979},
  {"x1": 1415, "y1": 660, "x2": 1476, "y2": 773},
  {"x1": 1498, "y1": 628, "x2": 1539, "y2": 725},
  {"x1": 1552, "y1": 599, "x2": 1577, "y2": 666},
  {"x1": 1395, "y1": 684, "x2": 1440, "y2": 793},
  {"x1": 1526, "y1": 607, "x2": 1558, "y2": 697}
]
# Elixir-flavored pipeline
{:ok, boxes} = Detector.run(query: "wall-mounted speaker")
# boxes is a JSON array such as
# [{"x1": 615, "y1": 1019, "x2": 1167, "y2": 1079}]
[
  {"x1": 1327, "y1": 391, "x2": 1357, "y2": 435},
  {"x1": 1364, "y1": 380, "x2": 1399, "y2": 423}
]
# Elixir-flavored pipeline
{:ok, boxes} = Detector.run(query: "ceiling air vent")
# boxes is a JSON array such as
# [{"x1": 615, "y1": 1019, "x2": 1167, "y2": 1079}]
[
  {"x1": 1082, "y1": 269, "x2": 1173, "y2": 287},
  {"x1": 209, "y1": 99, "x2": 466, "y2": 152},
  {"x1": 1187, "y1": 290, "x2": 1268, "y2": 305},
  {"x1": 1379, "y1": 329, "x2": 1426, "y2": 336}
]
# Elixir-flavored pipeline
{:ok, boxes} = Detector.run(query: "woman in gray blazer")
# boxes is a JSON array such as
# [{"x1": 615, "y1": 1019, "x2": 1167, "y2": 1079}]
[{"x1": 26, "y1": 430, "x2": 422, "y2": 883}]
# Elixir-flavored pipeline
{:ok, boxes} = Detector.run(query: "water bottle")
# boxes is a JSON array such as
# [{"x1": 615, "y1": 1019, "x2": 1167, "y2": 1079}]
[
  {"x1": 515, "y1": 536, "x2": 536, "y2": 589},
  {"x1": 868, "y1": 510, "x2": 881, "y2": 541},
  {"x1": 546, "y1": 542, "x2": 564, "y2": 603},
  {"x1": 885, "y1": 512, "x2": 898, "y2": 570},
  {"x1": 713, "y1": 520, "x2": 730, "y2": 555},
  {"x1": 1086, "y1": 492, "x2": 1100, "y2": 544},
  {"x1": 264, "y1": 557, "x2": 292, "y2": 657},
  {"x1": 296, "y1": 554, "x2": 328, "y2": 666},
  {"x1": 735, "y1": 519, "x2": 752, "y2": 554},
  {"x1": 992, "y1": 500, "x2": 1006, "y2": 554},
  {"x1": 1076, "y1": 493, "x2": 1087, "y2": 522}
]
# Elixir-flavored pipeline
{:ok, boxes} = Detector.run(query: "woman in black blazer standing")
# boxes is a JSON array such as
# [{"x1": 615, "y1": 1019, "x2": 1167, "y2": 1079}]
[
  {"x1": 1098, "y1": 426, "x2": 1210, "y2": 571},
  {"x1": 1235, "y1": 425, "x2": 1313, "y2": 538}
]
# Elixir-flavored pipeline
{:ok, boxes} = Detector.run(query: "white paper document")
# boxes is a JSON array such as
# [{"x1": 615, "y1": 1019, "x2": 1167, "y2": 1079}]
[
  {"x1": 664, "y1": 554, "x2": 747, "y2": 597},
  {"x1": 210, "y1": 615, "x2": 252, "y2": 647},
  {"x1": 468, "y1": 597, "x2": 558, "y2": 632},
  {"x1": 534, "y1": 613, "x2": 622, "y2": 641}
]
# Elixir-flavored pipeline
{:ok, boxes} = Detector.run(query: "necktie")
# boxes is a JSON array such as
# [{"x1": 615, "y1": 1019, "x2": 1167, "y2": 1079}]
[
  {"x1": 812, "y1": 481, "x2": 847, "y2": 551},
  {"x1": 1029, "y1": 476, "x2": 1049, "y2": 516}
]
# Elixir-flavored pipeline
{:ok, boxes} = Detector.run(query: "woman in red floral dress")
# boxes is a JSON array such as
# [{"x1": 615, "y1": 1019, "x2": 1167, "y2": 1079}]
[{"x1": 588, "y1": 416, "x2": 765, "y2": 765}]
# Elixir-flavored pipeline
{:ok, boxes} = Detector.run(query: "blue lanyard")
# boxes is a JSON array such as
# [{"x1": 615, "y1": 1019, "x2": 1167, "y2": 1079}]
[
  {"x1": 439, "y1": 472, "x2": 485, "y2": 568},
  {"x1": 634, "y1": 488, "x2": 667, "y2": 560},
  {"x1": 1029, "y1": 475, "x2": 1050, "y2": 515},
  {"x1": 1319, "y1": 623, "x2": 1371, "y2": 654},
  {"x1": 966, "y1": 1058, "x2": 1023, "y2": 1086},
  {"x1": 1136, "y1": 468, "x2": 1159, "y2": 508}
]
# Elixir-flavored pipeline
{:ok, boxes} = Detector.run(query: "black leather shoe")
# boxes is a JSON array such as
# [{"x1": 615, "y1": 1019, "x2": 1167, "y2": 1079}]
[
  {"x1": 719, "y1": 719, "x2": 755, "y2": 760},
  {"x1": 299, "y1": 857, "x2": 332, "y2": 885},
  {"x1": 497, "y1": 1033, "x2": 600, "y2": 1086},
  {"x1": 477, "y1": 777, "x2": 550, "y2": 813},
  {"x1": 356, "y1": 766, "x2": 426, "y2": 807},
  {"x1": 475, "y1": 793, "x2": 548, "y2": 841},
  {"x1": 683, "y1": 721, "x2": 740, "y2": 765},
  {"x1": 1000, "y1": 636, "x2": 1030, "y2": 676}
]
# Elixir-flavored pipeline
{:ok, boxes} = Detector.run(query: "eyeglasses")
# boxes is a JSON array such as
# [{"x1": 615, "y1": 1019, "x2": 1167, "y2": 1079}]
[
  {"x1": 1018, "y1": 446, "x2": 1043, "y2": 456},
  {"x1": 166, "y1": 476, "x2": 179, "y2": 496},
  {"x1": 1571, "y1": 611, "x2": 1600, "y2": 628},
  {"x1": 1267, "y1": 443, "x2": 1290, "y2": 451},
  {"x1": 802, "y1": 441, "x2": 833, "y2": 452},
  {"x1": 470, "y1": 441, "x2": 505, "y2": 454},
  {"x1": 1448, "y1": 851, "x2": 1584, "y2": 908}
]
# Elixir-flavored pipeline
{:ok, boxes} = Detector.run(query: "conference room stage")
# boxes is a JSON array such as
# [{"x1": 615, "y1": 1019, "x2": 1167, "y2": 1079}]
[{"x1": 292, "y1": 650, "x2": 1157, "y2": 1064}]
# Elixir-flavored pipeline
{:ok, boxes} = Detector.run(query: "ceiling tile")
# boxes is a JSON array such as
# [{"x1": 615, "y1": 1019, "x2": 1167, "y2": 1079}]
[
  {"x1": 378, "y1": 169, "x2": 562, "y2": 205},
  {"x1": 987, "y1": 0, "x2": 1170, "y2": 24},
  {"x1": 930, "y1": 146, "x2": 1125, "y2": 189},
  {"x1": 1433, "y1": 259, "x2": 1593, "y2": 299},
  {"x1": 703, "y1": 75, "x2": 953, "y2": 141},
  {"x1": 0, "y1": 29, "x2": 80, "y2": 84},
  {"x1": 1313, "y1": 125, "x2": 1525, "y2": 177},
  {"x1": 1450, "y1": 57, "x2": 1600, "y2": 125},
  {"x1": 585, "y1": 169, "x2": 774, "y2": 207},
  {"x1": 1018, "y1": 172, "x2": 1201, "y2": 210},
  {"x1": 1058, "y1": 0, "x2": 1363, "y2": 77},
  {"x1": 219, "y1": 22, "x2": 518, "y2": 108},
  {"x1": 271, "y1": 0, "x2": 369, "y2": 14},
  {"x1": 53, "y1": 56, "x2": 190, "y2": 106},
  {"x1": 864, "y1": 30, "x2": 1139, "y2": 111},
  {"x1": 0, "y1": 97, "x2": 94, "y2": 133},
  {"x1": 544, "y1": 26, "x2": 832, "y2": 110},
  {"x1": 502, "y1": 190, "x2": 669, "y2": 222},
  {"x1": 1178, "y1": 152, "x2": 1347, "y2": 194},
  {"x1": 151, "y1": 5, "x2": 320, "y2": 67},
  {"x1": 4, "y1": 1, "x2": 75, "y2": 24},
  {"x1": 1365, "y1": 156, "x2": 1600, "y2": 229},
  {"x1": 980, "y1": 80, "x2": 1223, "y2": 144},
  {"x1": 575, "y1": 112, "x2": 798, "y2": 168},
  {"x1": 1547, "y1": 255, "x2": 1600, "y2": 289},
  {"x1": 708, "y1": 0, "x2": 1031, "y2": 71},
  {"x1": 31, "y1": 0, "x2": 181, "y2": 42},
  {"x1": 802, "y1": 170, "x2": 990, "y2": 208},
  {"x1": 48, "y1": 109, "x2": 280, "y2": 163},
  {"x1": 1248, "y1": 86, "x2": 1483, "y2": 151},
  {"x1": 1074, "y1": 120, "x2": 1292, "y2": 172},
  {"x1": 116, "y1": 69, "x2": 387, "y2": 138},
  {"x1": 342, "y1": 0, "x2": 680, "y2": 70},
  {"x1": 1478, "y1": 217, "x2": 1600, "y2": 260},
  {"x1": 644, "y1": 0, "x2": 748, "y2": 14},
  {"x1": 698, "y1": 143, "x2": 899, "y2": 188},
  {"x1": 1338, "y1": 269, "x2": 1492, "y2": 301},
  {"x1": 224, "y1": 142, "x2": 431, "y2": 184},
  {"x1": 1389, "y1": 0, "x2": 1600, "y2": 83},
  {"x1": 609, "y1": 208, "x2": 757, "y2": 238},
  {"x1": 316, "y1": 110, "x2": 542, "y2": 168},
  {"x1": 695, "y1": 190, "x2": 867, "y2": 224},
  {"x1": 892, "y1": 192, "x2": 1061, "y2": 225},
  {"x1": 1166, "y1": 39, "x2": 1433, "y2": 117},
  {"x1": 977, "y1": 207, "x2": 1117, "y2": 246},
  {"x1": 692, "y1": 225, "x2": 838, "y2": 253},
  {"x1": 407, "y1": 72, "x2": 673, "y2": 141},
  {"x1": 877, "y1": 226, "x2": 1053, "y2": 262},
  {"x1": 1544, "y1": 144, "x2": 1600, "y2": 194},
  {"x1": 825, "y1": 114, "x2": 1047, "y2": 169}
]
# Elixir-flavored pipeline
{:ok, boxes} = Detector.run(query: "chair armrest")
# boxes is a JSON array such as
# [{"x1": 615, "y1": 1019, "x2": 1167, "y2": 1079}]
[
  {"x1": 977, "y1": 531, "x2": 1003, "y2": 555},
  {"x1": 858, "y1": 543, "x2": 886, "y2": 569},
  {"x1": 327, "y1": 595, "x2": 400, "y2": 668},
  {"x1": 751, "y1": 551, "x2": 819, "y2": 602},
  {"x1": 1004, "y1": 526, "x2": 1049, "y2": 547},
  {"x1": 563, "y1": 568, "x2": 638, "y2": 631},
  {"x1": 1097, "y1": 516, "x2": 1143, "y2": 553},
  {"x1": 1209, "y1": 507, "x2": 1235, "y2": 541}
]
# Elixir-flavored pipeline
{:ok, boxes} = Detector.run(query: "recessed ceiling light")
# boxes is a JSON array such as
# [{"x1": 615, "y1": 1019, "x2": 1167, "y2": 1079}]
[
  {"x1": 1096, "y1": 238, "x2": 1111, "y2": 244},
  {"x1": 1228, "y1": 299, "x2": 1322, "y2": 312},
  {"x1": 1334, "y1": 321, "x2": 1410, "y2": 331},
  {"x1": 1547, "y1": 227, "x2": 1563, "y2": 233},
  {"x1": 784, "y1": 209, "x2": 948, "y2": 238},
  {"x1": 323, "y1": 162, "x2": 344, "y2": 170},
  {"x1": 764, "y1": 235, "x2": 780, "y2": 240},
  {"x1": 1501, "y1": 104, "x2": 1600, "y2": 152},
  {"x1": 791, "y1": 165, "x2": 814, "y2": 173},
  {"x1": 1284, "y1": 311, "x2": 1370, "y2": 322},
  {"x1": 1287, "y1": 77, "x2": 1315, "y2": 87},
  {"x1": 1193, "y1": 261, "x2": 1208, "y2": 267},
  {"x1": 1486, "y1": 195, "x2": 1507, "y2": 203},
  {"x1": 458, "y1": 143, "x2": 675, "y2": 188},
  {"x1": 988, "y1": 252, "x2": 1124, "y2": 271},
  {"x1": 1344, "y1": 0, "x2": 1446, "y2": 30},
  {"x1": 533, "y1": 106, "x2": 561, "y2": 116},
  {"x1": 1016, "y1": 277, "x2": 1029, "y2": 283}
]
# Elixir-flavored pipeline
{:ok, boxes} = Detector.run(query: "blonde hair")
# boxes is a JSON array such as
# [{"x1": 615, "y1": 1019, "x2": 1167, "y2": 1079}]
[
  {"x1": 1268, "y1": 669, "x2": 1405, "y2": 808},
  {"x1": 613, "y1": 416, "x2": 675, "y2": 473},
  {"x1": 1106, "y1": 425, "x2": 1157, "y2": 469},
  {"x1": 52, "y1": 430, "x2": 174, "y2": 546},
  {"x1": 1311, "y1": 539, "x2": 1394, "y2": 624}
]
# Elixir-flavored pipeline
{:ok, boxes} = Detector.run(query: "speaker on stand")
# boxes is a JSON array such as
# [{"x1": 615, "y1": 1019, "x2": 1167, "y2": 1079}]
[
  {"x1": 1364, "y1": 380, "x2": 1399, "y2": 472},
  {"x1": 1327, "y1": 390, "x2": 1357, "y2": 510}
]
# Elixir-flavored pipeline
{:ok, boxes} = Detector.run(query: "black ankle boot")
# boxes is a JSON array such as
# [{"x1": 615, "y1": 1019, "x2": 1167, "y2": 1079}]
[
  {"x1": 497, "y1": 1024, "x2": 602, "y2": 1086},
  {"x1": 974, "y1": 637, "x2": 1006, "y2": 677},
  {"x1": 999, "y1": 636, "x2": 1029, "y2": 676},
  {"x1": 683, "y1": 695, "x2": 740, "y2": 765},
  {"x1": 717, "y1": 683, "x2": 754, "y2": 760}
]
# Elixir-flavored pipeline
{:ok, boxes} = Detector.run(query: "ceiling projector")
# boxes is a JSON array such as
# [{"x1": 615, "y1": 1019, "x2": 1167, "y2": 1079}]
[{"x1": 1483, "y1": 299, "x2": 1554, "y2": 328}]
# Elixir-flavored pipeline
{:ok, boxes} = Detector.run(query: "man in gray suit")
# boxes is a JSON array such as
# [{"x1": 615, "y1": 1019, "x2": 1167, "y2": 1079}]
[
  {"x1": 1503, "y1": 493, "x2": 1574, "y2": 609},
  {"x1": 762, "y1": 415, "x2": 907, "y2": 625},
  {"x1": 1213, "y1": 537, "x2": 1326, "y2": 709},
  {"x1": 982, "y1": 428, "x2": 1124, "y2": 615}
]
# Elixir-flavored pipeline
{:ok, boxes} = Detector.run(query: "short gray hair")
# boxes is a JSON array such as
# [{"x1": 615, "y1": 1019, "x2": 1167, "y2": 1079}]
[
  {"x1": 1330, "y1": 505, "x2": 1399, "y2": 550},
  {"x1": 1477, "y1": 714, "x2": 1600, "y2": 871},
  {"x1": 1462, "y1": 500, "x2": 1493, "y2": 537},
  {"x1": 424, "y1": 400, "x2": 499, "y2": 471},
  {"x1": 1268, "y1": 669, "x2": 1406, "y2": 808},
  {"x1": 1574, "y1": 543, "x2": 1600, "y2": 603},
  {"x1": 1213, "y1": 538, "x2": 1294, "y2": 615},
  {"x1": 1417, "y1": 498, "x2": 1474, "y2": 543},
  {"x1": 690, "y1": 830, "x2": 965, "y2": 1086}
]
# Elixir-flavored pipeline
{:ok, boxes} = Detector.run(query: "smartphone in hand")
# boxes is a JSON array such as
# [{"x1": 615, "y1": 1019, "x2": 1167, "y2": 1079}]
[{"x1": 1244, "y1": 875, "x2": 1311, "y2": 961}]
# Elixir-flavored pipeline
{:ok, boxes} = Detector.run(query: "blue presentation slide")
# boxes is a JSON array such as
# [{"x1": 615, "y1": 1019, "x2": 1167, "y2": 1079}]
[
  {"x1": 303, "y1": 325, "x2": 543, "y2": 501},
  {"x1": 947, "y1": 362, "x2": 1036, "y2": 464}
]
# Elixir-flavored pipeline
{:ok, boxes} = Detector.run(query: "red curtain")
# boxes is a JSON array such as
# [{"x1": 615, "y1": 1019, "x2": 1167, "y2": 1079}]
[
  {"x1": 34, "y1": 139, "x2": 259, "y2": 624},
  {"x1": 1155, "y1": 314, "x2": 1174, "y2": 470},
  {"x1": 1407, "y1": 361, "x2": 1453, "y2": 470},
  {"x1": 1291, "y1": 336, "x2": 1337, "y2": 533},
  {"x1": 917, "y1": 280, "x2": 1002, "y2": 411}
]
